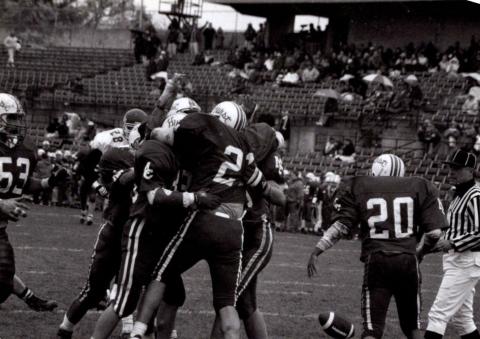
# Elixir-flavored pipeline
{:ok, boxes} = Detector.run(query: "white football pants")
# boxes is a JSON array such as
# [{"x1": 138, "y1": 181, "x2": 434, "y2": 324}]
[{"x1": 426, "y1": 251, "x2": 480, "y2": 335}]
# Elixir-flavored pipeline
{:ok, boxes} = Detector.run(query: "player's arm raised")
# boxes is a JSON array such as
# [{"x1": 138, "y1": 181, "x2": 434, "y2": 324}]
[{"x1": 150, "y1": 73, "x2": 184, "y2": 126}]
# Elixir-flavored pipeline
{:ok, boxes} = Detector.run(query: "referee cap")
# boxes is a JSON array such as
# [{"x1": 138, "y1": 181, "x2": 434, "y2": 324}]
[{"x1": 443, "y1": 149, "x2": 476, "y2": 169}]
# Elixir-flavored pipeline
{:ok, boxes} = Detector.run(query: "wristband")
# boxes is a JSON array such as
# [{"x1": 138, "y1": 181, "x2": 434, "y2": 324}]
[
  {"x1": 92, "y1": 181, "x2": 101, "y2": 190},
  {"x1": 182, "y1": 192, "x2": 195, "y2": 208}
]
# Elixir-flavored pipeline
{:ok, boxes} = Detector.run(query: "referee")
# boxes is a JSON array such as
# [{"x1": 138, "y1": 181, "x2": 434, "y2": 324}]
[{"x1": 425, "y1": 149, "x2": 480, "y2": 339}]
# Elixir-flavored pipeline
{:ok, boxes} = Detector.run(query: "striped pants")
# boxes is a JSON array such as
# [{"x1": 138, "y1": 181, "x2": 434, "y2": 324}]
[
  {"x1": 154, "y1": 211, "x2": 243, "y2": 311},
  {"x1": 236, "y1": 218, "x2": 273, "y2": 319},
  {"x1": 112, "y1": 217, "x2": 185, "y2": 317}
]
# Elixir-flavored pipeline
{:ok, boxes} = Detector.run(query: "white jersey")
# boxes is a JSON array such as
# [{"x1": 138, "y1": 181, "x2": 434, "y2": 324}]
[{"x1": 90, "y1": 128, "x2": 128, "y2": 154}]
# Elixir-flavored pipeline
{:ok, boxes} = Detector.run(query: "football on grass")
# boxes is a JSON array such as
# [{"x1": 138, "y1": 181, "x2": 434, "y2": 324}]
[{"x1": 318, "y1": 311, "x2": 355, "y2": 338}]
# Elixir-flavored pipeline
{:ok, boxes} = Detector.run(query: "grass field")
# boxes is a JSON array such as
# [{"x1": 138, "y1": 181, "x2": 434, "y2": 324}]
[{"x1": 0, "y1": 205, "x2": 477, "y2": 339}]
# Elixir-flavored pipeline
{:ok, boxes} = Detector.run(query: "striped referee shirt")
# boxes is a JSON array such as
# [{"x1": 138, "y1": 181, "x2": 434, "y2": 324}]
[{"x1": 445, "y1": 179, "x2": 480, "y2": 252}]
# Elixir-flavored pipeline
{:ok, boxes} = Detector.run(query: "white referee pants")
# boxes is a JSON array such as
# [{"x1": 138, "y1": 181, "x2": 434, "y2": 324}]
[{"x1": 426, "y1": 251, "x2": 480, "y2": 335}]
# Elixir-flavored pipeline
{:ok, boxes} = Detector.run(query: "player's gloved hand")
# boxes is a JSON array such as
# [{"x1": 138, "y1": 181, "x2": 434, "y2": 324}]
[
  {"x1": 0, "y1": 198, "x2": 29, "y2": 222},
  {"x1": 48, "y1": 165, "x2": 69, "y2": 187},
  {"x1": 92, "y1": 181, "x2": 109, "y2": 198},
  {"x1": 194, "y1": 192, "x2": 221, "y2": 210}
]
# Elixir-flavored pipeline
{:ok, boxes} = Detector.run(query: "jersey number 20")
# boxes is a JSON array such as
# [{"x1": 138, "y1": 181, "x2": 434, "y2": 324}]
[{"x1": 367, "y1": 197, "x2": 414, "y2": 239}]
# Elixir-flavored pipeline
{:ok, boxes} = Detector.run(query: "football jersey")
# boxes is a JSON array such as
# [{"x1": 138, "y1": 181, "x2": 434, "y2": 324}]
[
  {"x1": 130, "y1": 140, "x2": 184, "y2": 225},
  {"x1": 332, "y1": 176, "x2": 447, "y2": 261},
  {"x1": 0, "y1": 138, "x2": 37, "y2": 200},
  {"x1": 98, "y1": 146, "x2": 135, "y2": 226},
  {"x1": 90, "y1": 128, "x2": 128, "y2": 154},
  {"x1": 243, "y1": 123, "x2": 284, "y2": 222},
  {"x1": 173, "y1": 113, "x2": 260, "y2": 205}
]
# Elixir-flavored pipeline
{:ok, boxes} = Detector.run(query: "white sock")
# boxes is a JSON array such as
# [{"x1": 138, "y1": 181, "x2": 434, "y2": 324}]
[
  {"x1": 59, "y1": 314, "x2": 75, "y2": 331},
  {"x1": 129, "y1": 322, "x2": 147, "y2": 337},
  {"x1": 121, "y1": 314, "x2": 134, "y2": 334}
]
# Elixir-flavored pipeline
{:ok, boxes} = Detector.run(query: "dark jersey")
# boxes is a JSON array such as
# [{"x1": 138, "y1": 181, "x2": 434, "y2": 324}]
[
  {"x1": 98, "y1": 147, "x2": 135, "y2": 226},
  {"x1": 332, "y1": 176, "x2": 448, "y2": 261},
  {"x1": 76, "y1": 146, "x2": 102, "y2": 180},
  {"x1": 242, "y1": 123, "x2": 283, "y2": 222},
  {"x1": 130, "y1": 140, "x2": 184, "y2": 225},
  {"x1": 0, "y1": 139, "x2": 37, "y2": 200},
  {"x1": 173, "y1": 113, "x2": 260, "y2": 205}
]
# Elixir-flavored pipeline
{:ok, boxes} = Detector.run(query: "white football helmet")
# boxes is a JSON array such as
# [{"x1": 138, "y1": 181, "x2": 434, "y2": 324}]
[
  {"x1": 210, "y1": 101, "x2": 247, "y2": 131},
  {"x1": 167, "y1": 97, "x2": 201, "y2": 117},
  {"x1": 371, "y1": 154, "x2": 405, "y2": 177},
  {"x1": 0, "y1": 93, "x2": 26, "y2": 148},
  {"x1": 162, "y1": 112, "x2": 186, "y2": 129}
]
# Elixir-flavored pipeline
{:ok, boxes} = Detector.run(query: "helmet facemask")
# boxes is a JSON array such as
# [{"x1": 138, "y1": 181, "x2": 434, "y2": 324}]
[{"x1": 0, "y1": 112, "x2": 27, "y2": 148}]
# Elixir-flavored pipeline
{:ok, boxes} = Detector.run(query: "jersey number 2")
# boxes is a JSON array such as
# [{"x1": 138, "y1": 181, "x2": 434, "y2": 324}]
[{"x1": 367, "y1": 197, "x2": 413, "y2": 239}]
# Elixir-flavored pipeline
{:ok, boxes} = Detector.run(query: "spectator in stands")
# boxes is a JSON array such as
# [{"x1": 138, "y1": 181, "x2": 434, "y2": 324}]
[
  {"x1": 278, "y1": 110, "x2": 290, "y2": 144},
  {"x1": 444, "y1": 123, "x2": 461, "y2": 150},
  {"x1": 143, "y1": 26, "x2": 161, "y2": 61},
  {"x1": 279, "y1": 67, "x2": 301, "y2": 87},
  {"x1": 462, "y1": 94, "x2": 479, "y2": 115},
  {"x1": 255, "y1": 23, "x2": 266, "y2": 51},
  {"x1": 57, "y1": 115, "x2": 70, "y2": 141},
  {"x1": 167, "y1": 25, "x2": 179, "y2": 57},
  {"x1": 417, "y1": 119, "x2": 441, "y2": 156},
  {"x1": 66, "y1": 75, "x2": 84, "y2": 95},
  {"x1": 3, "y1": 31, "x2": 20, "y2": 68},
  {"x1": 244, "y1": 23, "x2": 256, "y2": 49},
  {"x1": 203, "y1": 22, "x2": 215, "y2": 51},
  {"x1": 216, "y1": 27, "x2": 224, "y2": 49},
  {"x1": 46, "y1": 119, "x2": 60, "y2": 138},
  {"x1": 301, "y1": 61, "x2": 320, "y2": 83},
  {"x1": 334, "y1": 138, "x2": 356, "y2": 163},
  {"x1": 323, "y1": 136, "x2": 339, "y2": 156},
  {"x1": 131, "y1": 29, "x2": 145, "y2": 63},
  {"x1": 189, "y1": 20, "x2": 207, "y2": 55}
]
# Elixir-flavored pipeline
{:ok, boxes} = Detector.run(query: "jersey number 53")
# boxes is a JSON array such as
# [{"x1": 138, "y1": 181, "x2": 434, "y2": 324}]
[{"x1": 0, "y1": 157, "x2": 30, "y2": 196}]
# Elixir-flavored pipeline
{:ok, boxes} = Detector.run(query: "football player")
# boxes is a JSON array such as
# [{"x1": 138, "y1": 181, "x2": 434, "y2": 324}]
[
  {"x1": 0, "y1": 93, "x2": 67, "y2": 312},
  {"x1": 129, "y1": 108, "x2": 284, "y2": 339},
  {"x1": 208, "y1": 101, "x2": 285, "y2": 339},
  {"x1": 76, "y1": 108, "x2": 148, "y2": 225},
  {"x1": 91, "y1": 117, "x2": 220, "y2": 339},
  {"x1": 307, "y1": 154, "x2": 448, "y2": 339},
  {"x1": 58, "y1": 144, "x2": 136, "y2": 339}
]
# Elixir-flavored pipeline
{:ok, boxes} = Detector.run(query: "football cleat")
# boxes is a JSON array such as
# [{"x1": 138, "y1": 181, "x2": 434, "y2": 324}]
[
  {"x1": 25, "y1": 295, "x2": 58, "y2": 312},
  {"x1": 57, "y1": 328, "x2": 73, "y2": 339},
  {"x1": 0, "y1": 93, "x2": 27, "y2": 148},
  {"x1": 371, "y1": 153, "x2": 405, "y2": 177},
  {"x1": 210, "y1": 101, "x2": 247, "y2": 130},
  {"x1": 318, "y1": 311, "x2": 355, "y2": 339},
  {"x1": 123, "y1": 108, "x2": 148, "y2": 139}
]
